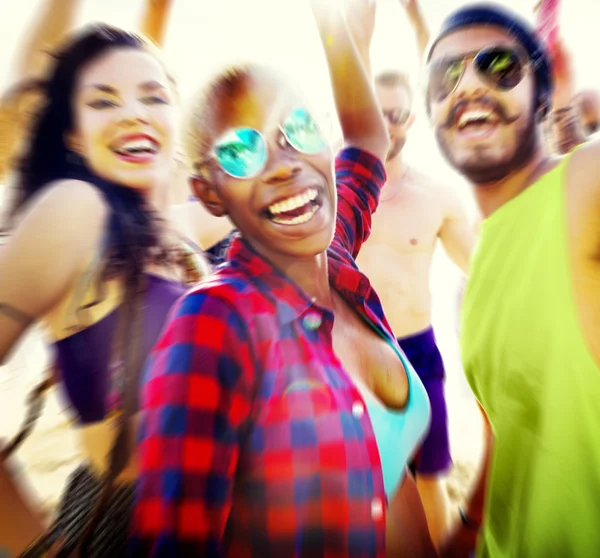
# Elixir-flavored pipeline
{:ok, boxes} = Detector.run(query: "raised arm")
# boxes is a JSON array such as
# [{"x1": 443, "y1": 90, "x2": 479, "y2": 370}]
[
  {"x1": 343, "y1": 0, "x2": 377, "y2": 78},
  {"x1": 0, "y1": 0, "x2": 82, "y2": 180},
  {"x1": 311, "y1": 0, "x2": 388, "y2": 162},
  {"x1": 7, "y1": 0, "x2": 81, "y2": 87},
  {"x1": 138, "y1": 0, "x2": 175, "y2": 46},
  {"x1": 400, "y1": 0, "x2": 430, "y2": 63}
]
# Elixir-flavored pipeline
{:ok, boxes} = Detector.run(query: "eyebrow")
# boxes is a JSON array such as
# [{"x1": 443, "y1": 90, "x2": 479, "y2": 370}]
[
  {"x1": 83, "y1": 81, "x2": 167, "y2": 94},
  {"x1": 140, "y1": 80, "x2": 168, "y2": 92},
  {"x1": 85, "y1": 84, "x2": 117, "y2": 94}
]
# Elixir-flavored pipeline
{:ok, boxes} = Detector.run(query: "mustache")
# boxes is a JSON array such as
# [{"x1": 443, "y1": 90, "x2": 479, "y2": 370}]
[{"x1": 442, "y1": 98, "x2": 520, "y2": 129}]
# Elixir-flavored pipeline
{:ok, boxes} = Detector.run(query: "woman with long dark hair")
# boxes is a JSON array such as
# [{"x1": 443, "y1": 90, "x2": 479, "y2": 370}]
[{"x1": 0, "y1": 23, "x2": 206, "y2": 556}]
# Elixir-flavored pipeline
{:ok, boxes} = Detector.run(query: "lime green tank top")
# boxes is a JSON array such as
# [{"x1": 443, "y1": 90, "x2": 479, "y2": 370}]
[{"x1": 461, "y1": 154, "x2": 600, "y2": 557}]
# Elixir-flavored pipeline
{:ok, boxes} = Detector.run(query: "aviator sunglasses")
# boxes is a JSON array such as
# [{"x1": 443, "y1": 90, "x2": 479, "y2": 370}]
[
  {"x1": 198, "y1": 108, "x2": 327, "y2": 180},
  {"x1": 427, "y1": 45, "x2": 533, "y2": 102}
]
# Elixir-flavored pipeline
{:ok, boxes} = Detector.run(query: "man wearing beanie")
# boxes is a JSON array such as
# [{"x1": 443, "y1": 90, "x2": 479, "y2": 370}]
[{"x1": 424, "y1": 3, "x2": 600, "y2": 557}]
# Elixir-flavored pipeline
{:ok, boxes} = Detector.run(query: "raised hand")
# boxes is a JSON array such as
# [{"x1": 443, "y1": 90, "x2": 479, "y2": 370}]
[
  {"x1": 399, "y1": 0, "x2": 429, "y2": 60},
  {"x1": 344, "y1": 0, "x2": 377, "y2": 51},
  {"x1": 399, "y1": 0, "x2": 419, "y2": 12}
]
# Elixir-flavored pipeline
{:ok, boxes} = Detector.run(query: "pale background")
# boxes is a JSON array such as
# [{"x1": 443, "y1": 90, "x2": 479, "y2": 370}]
[{"x1": 1, "y1": 0, "x2": 597, "y2": 516}]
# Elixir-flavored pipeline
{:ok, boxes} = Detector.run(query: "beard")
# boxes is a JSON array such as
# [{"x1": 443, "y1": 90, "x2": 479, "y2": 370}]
[
  {"x1": 386, "y1": 136, "x2": 406, "y2": 162},
  {"x1": 435, "y1": 101, "x2": 539, "y2": 185}
]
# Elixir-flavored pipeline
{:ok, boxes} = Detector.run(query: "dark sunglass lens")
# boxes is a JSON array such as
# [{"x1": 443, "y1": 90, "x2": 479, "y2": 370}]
[
  {"x1": 385, "y1": 109, "x2": 410, "y2": 125},
  {"x1": 429, "y1": 58, "x2": 464, "y2": 101},
  {"x1": 476, "y1": 48, "x2": 524, "y2": 89}
]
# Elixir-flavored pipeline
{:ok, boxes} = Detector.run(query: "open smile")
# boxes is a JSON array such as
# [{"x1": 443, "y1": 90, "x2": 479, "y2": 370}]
[
  {"x1": 454, "y1": 106, "x2": 502, "y2": 140},
  {"x1": 110, "y1": 134, "x2": 160, "y2": 163},
  {"x1": 263, "y1": 187, "x2": 324, "y2": 226}
]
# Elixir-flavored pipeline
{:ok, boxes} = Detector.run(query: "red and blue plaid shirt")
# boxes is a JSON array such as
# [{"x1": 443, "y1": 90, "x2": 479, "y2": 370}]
[{"x1": 130, "y1": 148, "x2": 405, "y2": 557}]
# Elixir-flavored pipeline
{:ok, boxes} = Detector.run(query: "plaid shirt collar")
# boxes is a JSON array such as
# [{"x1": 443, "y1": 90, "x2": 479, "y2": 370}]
[{"x1": 227, "y1": 234, "x2": 382, "y2": 332}]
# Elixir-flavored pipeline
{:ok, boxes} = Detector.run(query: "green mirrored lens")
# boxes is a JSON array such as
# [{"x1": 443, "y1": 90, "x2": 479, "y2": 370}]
[
  {"x1": 214, "y1": 128, "x2": 267, "y2": 178},
  {"x1": 282, "y1": 108, "x2": 327, "y2": 154},
  {"x1": 429, "y1": 58, "x2": 464, "y2": 101},
  {"x1": 476, "y1": 48, "x2": 523, "y2": 89}
]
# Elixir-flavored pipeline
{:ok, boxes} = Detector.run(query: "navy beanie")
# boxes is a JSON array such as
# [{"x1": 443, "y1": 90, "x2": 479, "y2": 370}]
[{"x1": 426, "y1": 3, "x2": 553, "y2": 115}]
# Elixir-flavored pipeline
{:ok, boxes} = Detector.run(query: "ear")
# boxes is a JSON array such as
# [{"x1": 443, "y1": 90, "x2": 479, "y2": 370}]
[
  {"x1": 189, "y1": 175, "x2": 228, "y2": 217},
  {"x1": 406, "y1": 113, "x2": 416, "y2": 130}
]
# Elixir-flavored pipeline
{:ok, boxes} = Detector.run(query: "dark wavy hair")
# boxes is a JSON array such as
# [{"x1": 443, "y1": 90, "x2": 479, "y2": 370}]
[{"x1": 11, "y1": 23, "x2": 174, "y2": 279}]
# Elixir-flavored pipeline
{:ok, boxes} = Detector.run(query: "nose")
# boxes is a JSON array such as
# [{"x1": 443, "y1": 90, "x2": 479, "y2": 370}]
[
  {"x1": 452, "y1": 61, "x2": 487, "y2": 102},
  {"x1": 118, "y1": 98, "x2": 150, "y2": 126},
  {"x1": 262, "y1": 141, "x2": 302, "y2": 184}
]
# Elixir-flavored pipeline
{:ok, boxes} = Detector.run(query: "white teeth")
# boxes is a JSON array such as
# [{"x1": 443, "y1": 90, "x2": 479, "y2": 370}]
[
  {"x1": 268, "y1": 188, "x2": 318, "y2": 216},
  {"x1": 458, "y1": 110, "x2": 494, "y2": 128},
  {"x1": 114, "y1": 138, "x2": 157, "y2": 154},
  {"x1": 271, "y1": 205, "x2": 318, "y2": 225}
]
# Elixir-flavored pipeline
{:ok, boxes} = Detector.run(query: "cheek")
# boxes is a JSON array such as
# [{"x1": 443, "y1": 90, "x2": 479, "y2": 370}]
[
  {"x1": 154, "y1": 106, "x2": 177, "y2": 140},
  {"x1": 76, "y1": 112, "x2": 112, "y2": 155},
  {"x1": 219, "y1": 180, "x2": 257, "y2": 218},
  {"x1": 430, "y1": 101, "x2": 448, "y2": 130},
  {"x1": 308, "y1": 148, "x2": 334, "y2": 179}
]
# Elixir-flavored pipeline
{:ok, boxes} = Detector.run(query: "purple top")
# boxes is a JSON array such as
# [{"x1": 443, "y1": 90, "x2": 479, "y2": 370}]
[{"x1": 54, "y1": 274, "x2": 187, "y2": 424}]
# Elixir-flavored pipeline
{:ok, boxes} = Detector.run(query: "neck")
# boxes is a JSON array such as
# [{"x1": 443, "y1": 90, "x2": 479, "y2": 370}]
[
  {"x1": 288, "y1": 254, "x2": 333, "y2": 306},
  {"x1": 150, "y1": 180, "x2": 170, "y2": 215},
  {"x1": 381, "y1": 153, "x2": 408, "y2": 202},
  {"x1": 473, "y1": 149, "x2": 549, "y2": 218},
  {"x1": 385, "y1": 152, "x2": 407, "y2": 181},
  {"x1": 255, "y1": 246, "x2": 334, "y2": 307},
  {"x1": 147, "y1": 163, "x2": 178, "y2": 217}
]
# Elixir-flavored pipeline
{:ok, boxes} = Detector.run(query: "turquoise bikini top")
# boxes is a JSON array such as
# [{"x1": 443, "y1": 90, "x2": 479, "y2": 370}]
[{"x1": 359, "y1": 351, "x2": 431, "y2": 499}]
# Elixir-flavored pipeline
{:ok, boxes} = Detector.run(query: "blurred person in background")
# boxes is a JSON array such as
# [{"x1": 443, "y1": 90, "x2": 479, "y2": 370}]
[{"x1": 346, "y1": 0, "x2": 476, "y2": 547}]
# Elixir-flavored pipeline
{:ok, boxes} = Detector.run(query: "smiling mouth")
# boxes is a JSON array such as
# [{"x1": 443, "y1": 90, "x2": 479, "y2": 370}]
[
  {"x1": 111, "y1": 138, "x2": 160, "y2": 159},
  {"x1": 457, "y1": 108, "x2": 500, "y2": 131},
  {"x1": 264, "y1": 187, "x2": 323, "y2": 226}
]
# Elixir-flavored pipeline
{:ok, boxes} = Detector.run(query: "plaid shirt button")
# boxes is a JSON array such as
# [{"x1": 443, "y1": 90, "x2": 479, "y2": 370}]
[
  {"x1": 371, "y1": 498, "x2": 384, "y2": 521},
  {"x1": 302, "y1": 311, "x2": 322, "y2": 331},
  {"x1": 351, "y1": 400, "x2": 365, "y2": 418}
]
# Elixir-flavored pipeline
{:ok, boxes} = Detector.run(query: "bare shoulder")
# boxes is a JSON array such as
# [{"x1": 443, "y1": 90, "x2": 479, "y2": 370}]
[
  {"x1": 8, "y1": 179, "x2": 109, "y2": 259},
  {"x1": 17, "y1": 178, "x2": 107, "y2": 225},
  {"x1": 0, "y1": 179, "x2": 110, "y2": 327}
]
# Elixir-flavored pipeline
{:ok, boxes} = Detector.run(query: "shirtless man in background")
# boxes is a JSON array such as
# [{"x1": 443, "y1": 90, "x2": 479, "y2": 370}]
[{"x1": 346, "y1": 0, "x2": 476, "y2": 547}]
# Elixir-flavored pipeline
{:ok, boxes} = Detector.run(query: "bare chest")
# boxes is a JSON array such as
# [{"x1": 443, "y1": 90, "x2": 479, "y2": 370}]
[{"x1": 368, "y1": 181, "x2": 443, "y2": 254}]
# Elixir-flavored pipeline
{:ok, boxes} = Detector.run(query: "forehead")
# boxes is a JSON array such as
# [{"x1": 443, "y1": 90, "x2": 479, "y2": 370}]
[
  {"x1": 210, "y1": 73, "x2": 305, "y2": 137},
  {"x1": 430, "y1": 25, "x2": 520, "y2": 61},
  {"x1": 376, "y1": 84, "x2": 411, "y2": 110},
  {"x1": 75, "y1": 48, "x2": 168, "y2": 93}
]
